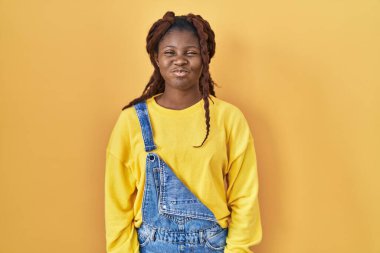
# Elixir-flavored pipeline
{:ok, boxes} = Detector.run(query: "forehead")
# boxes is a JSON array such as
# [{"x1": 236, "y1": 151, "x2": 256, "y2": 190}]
[{"x1": 158, "y1": 29, "x2": 200, "y2": 48}]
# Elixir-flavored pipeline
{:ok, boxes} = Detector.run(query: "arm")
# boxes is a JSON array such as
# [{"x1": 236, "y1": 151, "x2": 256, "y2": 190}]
[
  {"x1": 105, "y1": 151, "x2": 139, "y2": 253},
  {"x1": 104, "y1": 111, "x2": 139, "y2": 253},
  {"x1": 224, "y1": 111, "x2": 263, "y2": 253}
]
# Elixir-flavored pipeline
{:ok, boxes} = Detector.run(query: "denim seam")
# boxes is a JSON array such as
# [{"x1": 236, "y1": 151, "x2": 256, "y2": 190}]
[
  {"x1": 159, "y1": 163, "x2": 217, "y2": 221},
  {"x1": 134, "y1": 102, "x2": 156, "y2": 152}
]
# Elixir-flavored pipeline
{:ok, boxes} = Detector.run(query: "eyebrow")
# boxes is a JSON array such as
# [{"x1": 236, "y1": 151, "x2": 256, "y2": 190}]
[{"x1": 163, "y1": 45, "x2": 200, "y2": 49}]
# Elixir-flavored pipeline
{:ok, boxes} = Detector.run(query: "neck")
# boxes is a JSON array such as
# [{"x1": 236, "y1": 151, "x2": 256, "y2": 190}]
[{"x1": 154, "y1": 88, "x2": 203, "y2": 110}]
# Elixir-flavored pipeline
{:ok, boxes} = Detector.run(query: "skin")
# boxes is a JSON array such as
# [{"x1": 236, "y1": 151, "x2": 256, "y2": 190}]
[{"x1": 154, "y1": 29, "x2": 203, "y2": 110}]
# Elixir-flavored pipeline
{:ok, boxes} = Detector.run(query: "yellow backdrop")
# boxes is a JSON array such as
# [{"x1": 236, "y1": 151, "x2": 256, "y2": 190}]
[{"x1": 0, "y1": 0, "x2": 379, "y2": 252}]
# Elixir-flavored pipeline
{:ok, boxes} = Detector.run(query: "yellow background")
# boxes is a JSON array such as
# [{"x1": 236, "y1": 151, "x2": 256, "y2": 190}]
[{"x1": 0, "y1": 0, "x2": 379, "y2": 252}]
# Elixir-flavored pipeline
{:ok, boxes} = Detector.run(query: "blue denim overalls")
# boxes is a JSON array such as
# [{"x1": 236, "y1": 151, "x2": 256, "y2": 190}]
[{"x1": 134, "y1": 101, "x2": 228, "y2": 253}]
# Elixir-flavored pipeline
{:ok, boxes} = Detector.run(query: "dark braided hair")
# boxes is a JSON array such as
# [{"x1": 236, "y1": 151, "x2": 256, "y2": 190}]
[{"x1": 122, "y1": 11, "x2": 217, "y2": 147}]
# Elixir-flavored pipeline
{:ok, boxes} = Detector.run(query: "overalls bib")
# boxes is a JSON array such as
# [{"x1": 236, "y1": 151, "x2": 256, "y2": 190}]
[{"x1": 134, "y1": 101, "x2": 228, "y2": 253}]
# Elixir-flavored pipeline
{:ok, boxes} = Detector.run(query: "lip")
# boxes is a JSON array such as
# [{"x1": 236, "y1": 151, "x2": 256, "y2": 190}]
[
  {"x1": 171, "y1": 68, "x2": 189, "y2": 72},
  {"x1": 172, "y1": 68, "x2": 189, "y2": 77}
]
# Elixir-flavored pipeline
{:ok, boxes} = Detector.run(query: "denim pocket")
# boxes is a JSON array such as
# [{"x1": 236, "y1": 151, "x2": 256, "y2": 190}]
[
  {"x1": 159, "y1": 163, "x2": 218, "y2": 222},
  {"x1": 205, "y1": 228, "x2": 228, "y2": 251}
]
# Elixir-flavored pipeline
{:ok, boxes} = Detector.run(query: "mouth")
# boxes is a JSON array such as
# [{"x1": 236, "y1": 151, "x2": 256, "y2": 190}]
[{"x1": 172, "y1": 69, "x2": 189, "y2": 77}]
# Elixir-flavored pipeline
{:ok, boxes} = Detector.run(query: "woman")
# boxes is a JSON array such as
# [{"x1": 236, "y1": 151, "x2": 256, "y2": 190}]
[{"x1": 105, "y1": 11, "x2": 262, "y2": 253}]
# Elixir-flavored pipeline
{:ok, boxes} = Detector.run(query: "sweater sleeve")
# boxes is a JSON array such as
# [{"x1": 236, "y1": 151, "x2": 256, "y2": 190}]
[
  {"x1": 104, "y1": 112, "x2": 139, "y2": 253},
  {"x1": 224, "y1": 109, "x2": 263, "y2": 253}
]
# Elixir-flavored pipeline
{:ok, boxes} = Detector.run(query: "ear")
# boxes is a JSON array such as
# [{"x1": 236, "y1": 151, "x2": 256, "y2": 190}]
[{"x1": 154, "y1": 52, "x2": 159, "y2": 66}]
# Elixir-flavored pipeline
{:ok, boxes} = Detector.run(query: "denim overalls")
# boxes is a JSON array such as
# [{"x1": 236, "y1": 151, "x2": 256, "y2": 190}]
[{"x1": 134, "y1": 101, "x2": 228, "y2": 253}]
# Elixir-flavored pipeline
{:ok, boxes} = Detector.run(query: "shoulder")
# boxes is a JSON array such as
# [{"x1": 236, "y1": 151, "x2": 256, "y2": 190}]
[
  {"x1": 211, "y1": 96, "x2": 248, "y2": 124},
  {"x1": 106, "y1": 104, "x2": 140, "y2": 154},
  {"x1": 119, "y1": 104, "x2": 138, "y2": 121},
  {"x1": 113, "y1": 105, "x2": 135, "y2": 127},
  {"x1": 110, "y1": 104, "x2": 141, "y2": 137},
  {"x1": 211, "y1": 96, "x2": 253, "y2": 141}
]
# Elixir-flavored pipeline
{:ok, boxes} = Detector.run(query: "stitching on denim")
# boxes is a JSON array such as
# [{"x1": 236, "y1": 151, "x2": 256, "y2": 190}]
[
  {"x1": 159, "y1": 159, "x2": 217, "y2": 221},
  {"x1": 138, "y1": 223, "x2": 225, "y2": 246},
  {"x1": 141, "y1": 154, "x2": 151, "y2": 222},
  {"x1": 134, "y1": 101, "x2": 156, "y2": 152}
]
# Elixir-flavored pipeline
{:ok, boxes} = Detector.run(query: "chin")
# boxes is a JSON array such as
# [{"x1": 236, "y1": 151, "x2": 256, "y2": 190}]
[{"x1": 168, "y1": 81, "x2": 197, "y2": 91}]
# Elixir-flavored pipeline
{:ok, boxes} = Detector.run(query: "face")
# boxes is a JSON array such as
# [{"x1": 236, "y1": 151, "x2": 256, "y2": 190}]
[{"x1": 155, "y1": 29, "x2": 203, "y2": 92}]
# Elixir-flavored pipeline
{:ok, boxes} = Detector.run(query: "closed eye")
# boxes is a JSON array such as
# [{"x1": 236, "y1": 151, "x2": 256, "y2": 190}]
[{"x1": 164, "y1": 51, "x2": 175, "y2": 55}]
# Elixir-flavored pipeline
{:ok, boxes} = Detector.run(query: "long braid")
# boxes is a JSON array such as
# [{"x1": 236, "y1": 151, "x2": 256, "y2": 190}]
[
  {"x1": 187, "y1": 14, "x2": 215, "y2": 147},
  {"x1": 122, "y1": 11, "x2": 217, "y2": 147}
]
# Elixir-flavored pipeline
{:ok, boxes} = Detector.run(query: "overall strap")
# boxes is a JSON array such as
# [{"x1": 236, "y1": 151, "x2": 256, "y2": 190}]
[{"x1": 134, "y1": 101, "x2": 156, "y2": 152}]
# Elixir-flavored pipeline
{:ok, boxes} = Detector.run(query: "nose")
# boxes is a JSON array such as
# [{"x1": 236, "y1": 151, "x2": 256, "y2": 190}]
[{"x1": 173, "y1": 55, "x2": 188, "y2": 66}]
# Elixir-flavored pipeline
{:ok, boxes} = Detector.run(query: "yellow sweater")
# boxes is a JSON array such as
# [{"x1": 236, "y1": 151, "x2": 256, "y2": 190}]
[{"x1": 105, "y1": 93, "x2": 262, "y2": 253}]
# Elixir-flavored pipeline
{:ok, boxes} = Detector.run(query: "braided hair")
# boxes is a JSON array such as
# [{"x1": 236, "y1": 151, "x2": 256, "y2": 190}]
[{"x1": 122, "y1": 11, "x2": 217, "y2": 147}]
